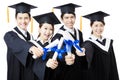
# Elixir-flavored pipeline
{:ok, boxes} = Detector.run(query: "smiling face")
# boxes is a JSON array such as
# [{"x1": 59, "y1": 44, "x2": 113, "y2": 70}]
[
  {"x1": 91, "y1": 21, "x2": 104, "y2": 38},
  {"x1": 61, "y1": 13, "x2": 76, "y2": 29},
  {"x1": 39, "y1": 23, "x2": 54, "y2": 42},
  {"x1": 16, "y1": 13, "x2": 31, "y2": 31}
]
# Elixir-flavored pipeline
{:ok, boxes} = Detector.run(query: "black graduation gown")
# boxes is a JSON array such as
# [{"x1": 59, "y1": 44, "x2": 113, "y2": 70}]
[
  {"x1": 51, "y1": 26, "x2": 88, "y2": 80},
  {"x1": 82, "y1": 37, "x2": 119, "y2": 80},
  {"x1": 4, "y1": 27, "x2": 39, "y2": 80},
  {"x1": 33, "y1": 41, "x2": 55, "y2": 80}
]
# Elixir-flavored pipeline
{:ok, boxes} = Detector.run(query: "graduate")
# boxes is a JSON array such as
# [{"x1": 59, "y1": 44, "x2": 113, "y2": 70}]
[
  {"x1": 82, "y1": 11, "x2": 119, "y2": 80},
  {"x1": 51, "y1": 3, "x2": 88, "y2": 80},
  {"x1": 4, "y1": 2, "x2": 43, "y2": 80},
  {"x1": 32, "y1": 12, "x2": 61, "y2": 80}
]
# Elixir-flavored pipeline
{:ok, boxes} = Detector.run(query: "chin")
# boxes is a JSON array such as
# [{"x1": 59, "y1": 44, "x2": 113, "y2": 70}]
[{"x1": 68, "y1": 26, "x2": 73, "y2": 29}]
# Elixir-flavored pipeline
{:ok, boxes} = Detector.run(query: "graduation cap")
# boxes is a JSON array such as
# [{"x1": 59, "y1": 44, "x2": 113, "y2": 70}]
[
  {"x1": 54, "y1": 3, "x2": 81, "y2": 13},
  {"x1": 83, "y1": 11, "x2": 110, "y2": 22},
  {"x1": 8, "y1": 2, "x2": 37, "y2": 13},
  {"x1": 33, "y1": 12, "x2": 61, "y2": 25}
]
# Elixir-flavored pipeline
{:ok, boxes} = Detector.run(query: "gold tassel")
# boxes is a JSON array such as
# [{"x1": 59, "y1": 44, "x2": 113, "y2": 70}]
[
  {"x1": 30, "y1": 18, "x2": 33, "y2": 33},
  {"x1": 80, "y1": 16, "x2": 82, "y2": 31},
  {"x1": 52, "y1": 8, "x2": 54, "y2": 12},
  {"x1": 7, "y1": 7, "x2": 9, "y2": 23}
]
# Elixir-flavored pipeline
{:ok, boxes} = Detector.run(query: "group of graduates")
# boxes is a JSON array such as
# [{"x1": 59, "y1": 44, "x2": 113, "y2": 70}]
[{"x1": 4, "y1": 2, "x2": 119, "y2": 80}]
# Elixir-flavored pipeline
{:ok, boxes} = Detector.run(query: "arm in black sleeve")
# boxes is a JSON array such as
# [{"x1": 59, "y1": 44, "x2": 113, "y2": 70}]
[
  {"x1": 4, "y1": 31, "x2": 33, "y2": 66},
  {"x1": 82, "y1": 41, "x2": 94, "y2": 68}
]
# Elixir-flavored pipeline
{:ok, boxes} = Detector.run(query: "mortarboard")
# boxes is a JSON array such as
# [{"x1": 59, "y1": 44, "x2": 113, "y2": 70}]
[
  {"x1": 33, "y1": 12, "x2": 61, "y2": 25},
  {"x1": 8, "y1": 2, "x2": 37, "y2": 13},
  {"x1": 54, "y1": 3, "x2": 81, "y2": 13},
  {"x1": 83, "y1": 11, "x2": 110, "y2": 22}
]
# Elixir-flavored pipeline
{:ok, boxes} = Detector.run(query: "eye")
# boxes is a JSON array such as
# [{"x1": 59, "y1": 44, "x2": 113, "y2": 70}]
[
  {"x1": 24, "y1": 17, "x2": 29, "y2": 19},
  {"x1": 64, "y1": 17, "x2": 69, "y2": 19},
  {"x1": 100, "y1": 24, "x2": 104, "y2": 27},
  {"x1": 95, "y1": 24, "x2": 98, "y2": 27},
  {"x1": 18, "y1": 17, "x2": 22, "y2": 20},
  {"x1": 50, "y1": 28, "x2": 53, "y2": 31},
  {"x1": 44, "y1": 27, "x2": 47, "y2": 30}
]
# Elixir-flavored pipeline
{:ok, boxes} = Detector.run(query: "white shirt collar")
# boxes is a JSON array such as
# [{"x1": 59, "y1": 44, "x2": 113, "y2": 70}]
[
  {"x1": 17, "y1": 26, "x2": 27, "y2": 37},
  {"x1": 90, "y1": 34, "x2": 105, "y2": 42},
  {"x1": 63, "y1": 26, "x2": 74, "y2": 35},
  {"x1": 36, "y1": 37, "x2": 50, "y2": 45}
]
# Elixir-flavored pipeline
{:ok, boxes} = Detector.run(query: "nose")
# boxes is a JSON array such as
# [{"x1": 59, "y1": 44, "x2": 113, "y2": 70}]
[
  {"x1": 21, "y1": 18, "x2": 26, "y2": 23},
  {"x1": 46, "y1": 30, "x2": 50, "y2": 34},
  {"x1": 68, "y1": 18, "x2": 72, "y2": 22}
]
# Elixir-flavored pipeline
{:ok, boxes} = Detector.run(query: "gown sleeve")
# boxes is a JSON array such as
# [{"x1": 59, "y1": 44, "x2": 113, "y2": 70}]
[
  {"x1": 82, "y1": 41, "x2": 94, "y2": 68},
  {"x1": 4, "y1": 31, "x2": 33, "y2": 66},
  {"x1": 33, "y1": 58, "x2": 46, "y2": 80},
  {"x1": 109, "y1": 41, "x2": 119, "y2": 80}
]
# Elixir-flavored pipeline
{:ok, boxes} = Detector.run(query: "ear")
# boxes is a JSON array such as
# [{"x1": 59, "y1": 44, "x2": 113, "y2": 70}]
[
  {"x1": 38, "y1": 27, "x2": 41, "y2": 33},
  {"x1": 30, "y1": 17, "x2": 31, "y2": 21},
  {"x1": 61, "y1": 17, "x2": 63, "y2": 22}
]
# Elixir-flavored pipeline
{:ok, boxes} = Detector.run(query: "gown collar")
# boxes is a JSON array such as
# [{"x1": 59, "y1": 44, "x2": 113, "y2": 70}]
[
  {"x1": 17, "y1": 26, "x2": 27, "y2": 37},
  {"x1": 63, "y1": 25, "x2": 74, "y2": 35},
  {"x1": 88, "y1": 34, "x2": 111, "y2": 52}
]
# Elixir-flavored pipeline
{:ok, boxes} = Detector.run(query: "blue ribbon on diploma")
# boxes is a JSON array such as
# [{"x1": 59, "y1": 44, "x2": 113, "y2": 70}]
[
  {"x1": 64, "y1": 40, "x2": 83, "y2": 53},
  {"x1": 42, "y1": 48, "x2": 49, "y2": 60},
  {"x1": 42, "y1": 45, "x2": 59, "y2": 60},
  {"x1": 73, "y1": 40, "x2": 83, "y2": 52},
  {"x1": 51, "y1": 45, "x2": 66, "y2": 59},
  {"x1": 41, "y1": 39, "x2": 82, "y2": 60},
  {"x1": 64, "y1": 40, "x2": 73, "y2": 54}
]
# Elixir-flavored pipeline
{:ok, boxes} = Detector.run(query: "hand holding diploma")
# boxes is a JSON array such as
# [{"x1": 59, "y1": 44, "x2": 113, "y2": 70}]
[
  {"x1": 46, "y1": 58, "x2": 58, "y2": 69},
  {"x1": 76, "y1": 48, "x2": 85, "y2": 56},
  {"x1": 29, "y1": 46, "x2": 44, "y2": 58},
  {"x1": 65, "y1": 53, "x2": 75, "y2": 65}
]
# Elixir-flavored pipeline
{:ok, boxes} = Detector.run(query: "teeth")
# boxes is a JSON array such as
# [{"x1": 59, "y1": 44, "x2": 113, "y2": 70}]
[{"x1": 22, "y1": 24, "x2": 25, "y2": 25}]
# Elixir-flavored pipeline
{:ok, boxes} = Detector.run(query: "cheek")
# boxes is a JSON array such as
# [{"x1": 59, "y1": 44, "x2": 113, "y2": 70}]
[
  {"x1": 39, "y1": 29, "x2": 44, "y2": 34},
  {"x1": 72, "y1": 18, "x2": 75, "y2": 22},
  {"x1": 16, "y1": 19, "x2": 20, "y2": 24},
  {"x1": 101, "y1": 27, "x2": 104, "y2": 30},
  {"x1": 26, "y1": 20, "x2": 30, "y2": 23},
  {"x1": 91, "y1": 27, "x2": 95, "y2": 31},
  {"x1": 50, "y1": 31, "x2": 53, "y2": 35}
]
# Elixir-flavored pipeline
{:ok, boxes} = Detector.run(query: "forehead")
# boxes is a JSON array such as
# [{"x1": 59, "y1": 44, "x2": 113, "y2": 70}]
[
  {"x1": 92, "y1": 21, "x2": 104, "y2": 25},
  {"x1": 63, "y1": 13, "x2": 75, "y2": 17},
  {"x1": 41, "y1": 23, "x2": 53, "y2": 28},
  {"x1": 16, "y1": 13, "x2": 30, "y2": 17}
]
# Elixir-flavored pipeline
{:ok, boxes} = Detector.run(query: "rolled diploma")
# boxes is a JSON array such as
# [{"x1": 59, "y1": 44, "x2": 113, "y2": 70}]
[
  {"x1": 73, "y1": 45, "x2": 83, "y2": 52},
  {"x1": 30, "y1": 39, "x2": 59, "y2": 59},
  {"x1": 63, "y1": 32, "x2": 73, "y2": 55},
  {"x1": 52, "y1": 37, "x2": 64, "y2": 60},
  {"x1": 63, "y1": 31, "x2": 82, "y2": 53},
  {"x1": 66, "y1": 44, "x2": 72, "y2": 56}
]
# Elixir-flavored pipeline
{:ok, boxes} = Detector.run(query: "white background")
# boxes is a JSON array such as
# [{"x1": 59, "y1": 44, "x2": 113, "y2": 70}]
[{"x1": 0, "y1": 0, "x2": 120, "y2": 80}]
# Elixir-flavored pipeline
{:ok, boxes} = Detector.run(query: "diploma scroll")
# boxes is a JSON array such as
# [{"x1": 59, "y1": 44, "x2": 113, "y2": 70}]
[
  {"x1": 30, "y1": 39, "x2": 59, "y2": 59},
  {"x1": 52, "y1": 37, "x2": 64, "y2": 60}
]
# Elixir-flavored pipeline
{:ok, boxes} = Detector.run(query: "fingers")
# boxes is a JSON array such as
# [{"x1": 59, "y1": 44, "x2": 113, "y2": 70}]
[
  {"x1": 82, "y1": 48, "x2": 85, "y2": 53},
  {"x1": 65, "y1": 54, "x2": 75, "y2": 65},
  {"x1": 46, "y1": 59, "x2": 58, "y2": 69},
  {"x1": 76, "y1": 48, "x2": 85, "y2": 56},
  {"x1": 30, "y1": 46, "x2": 44, "y2": 58}
]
